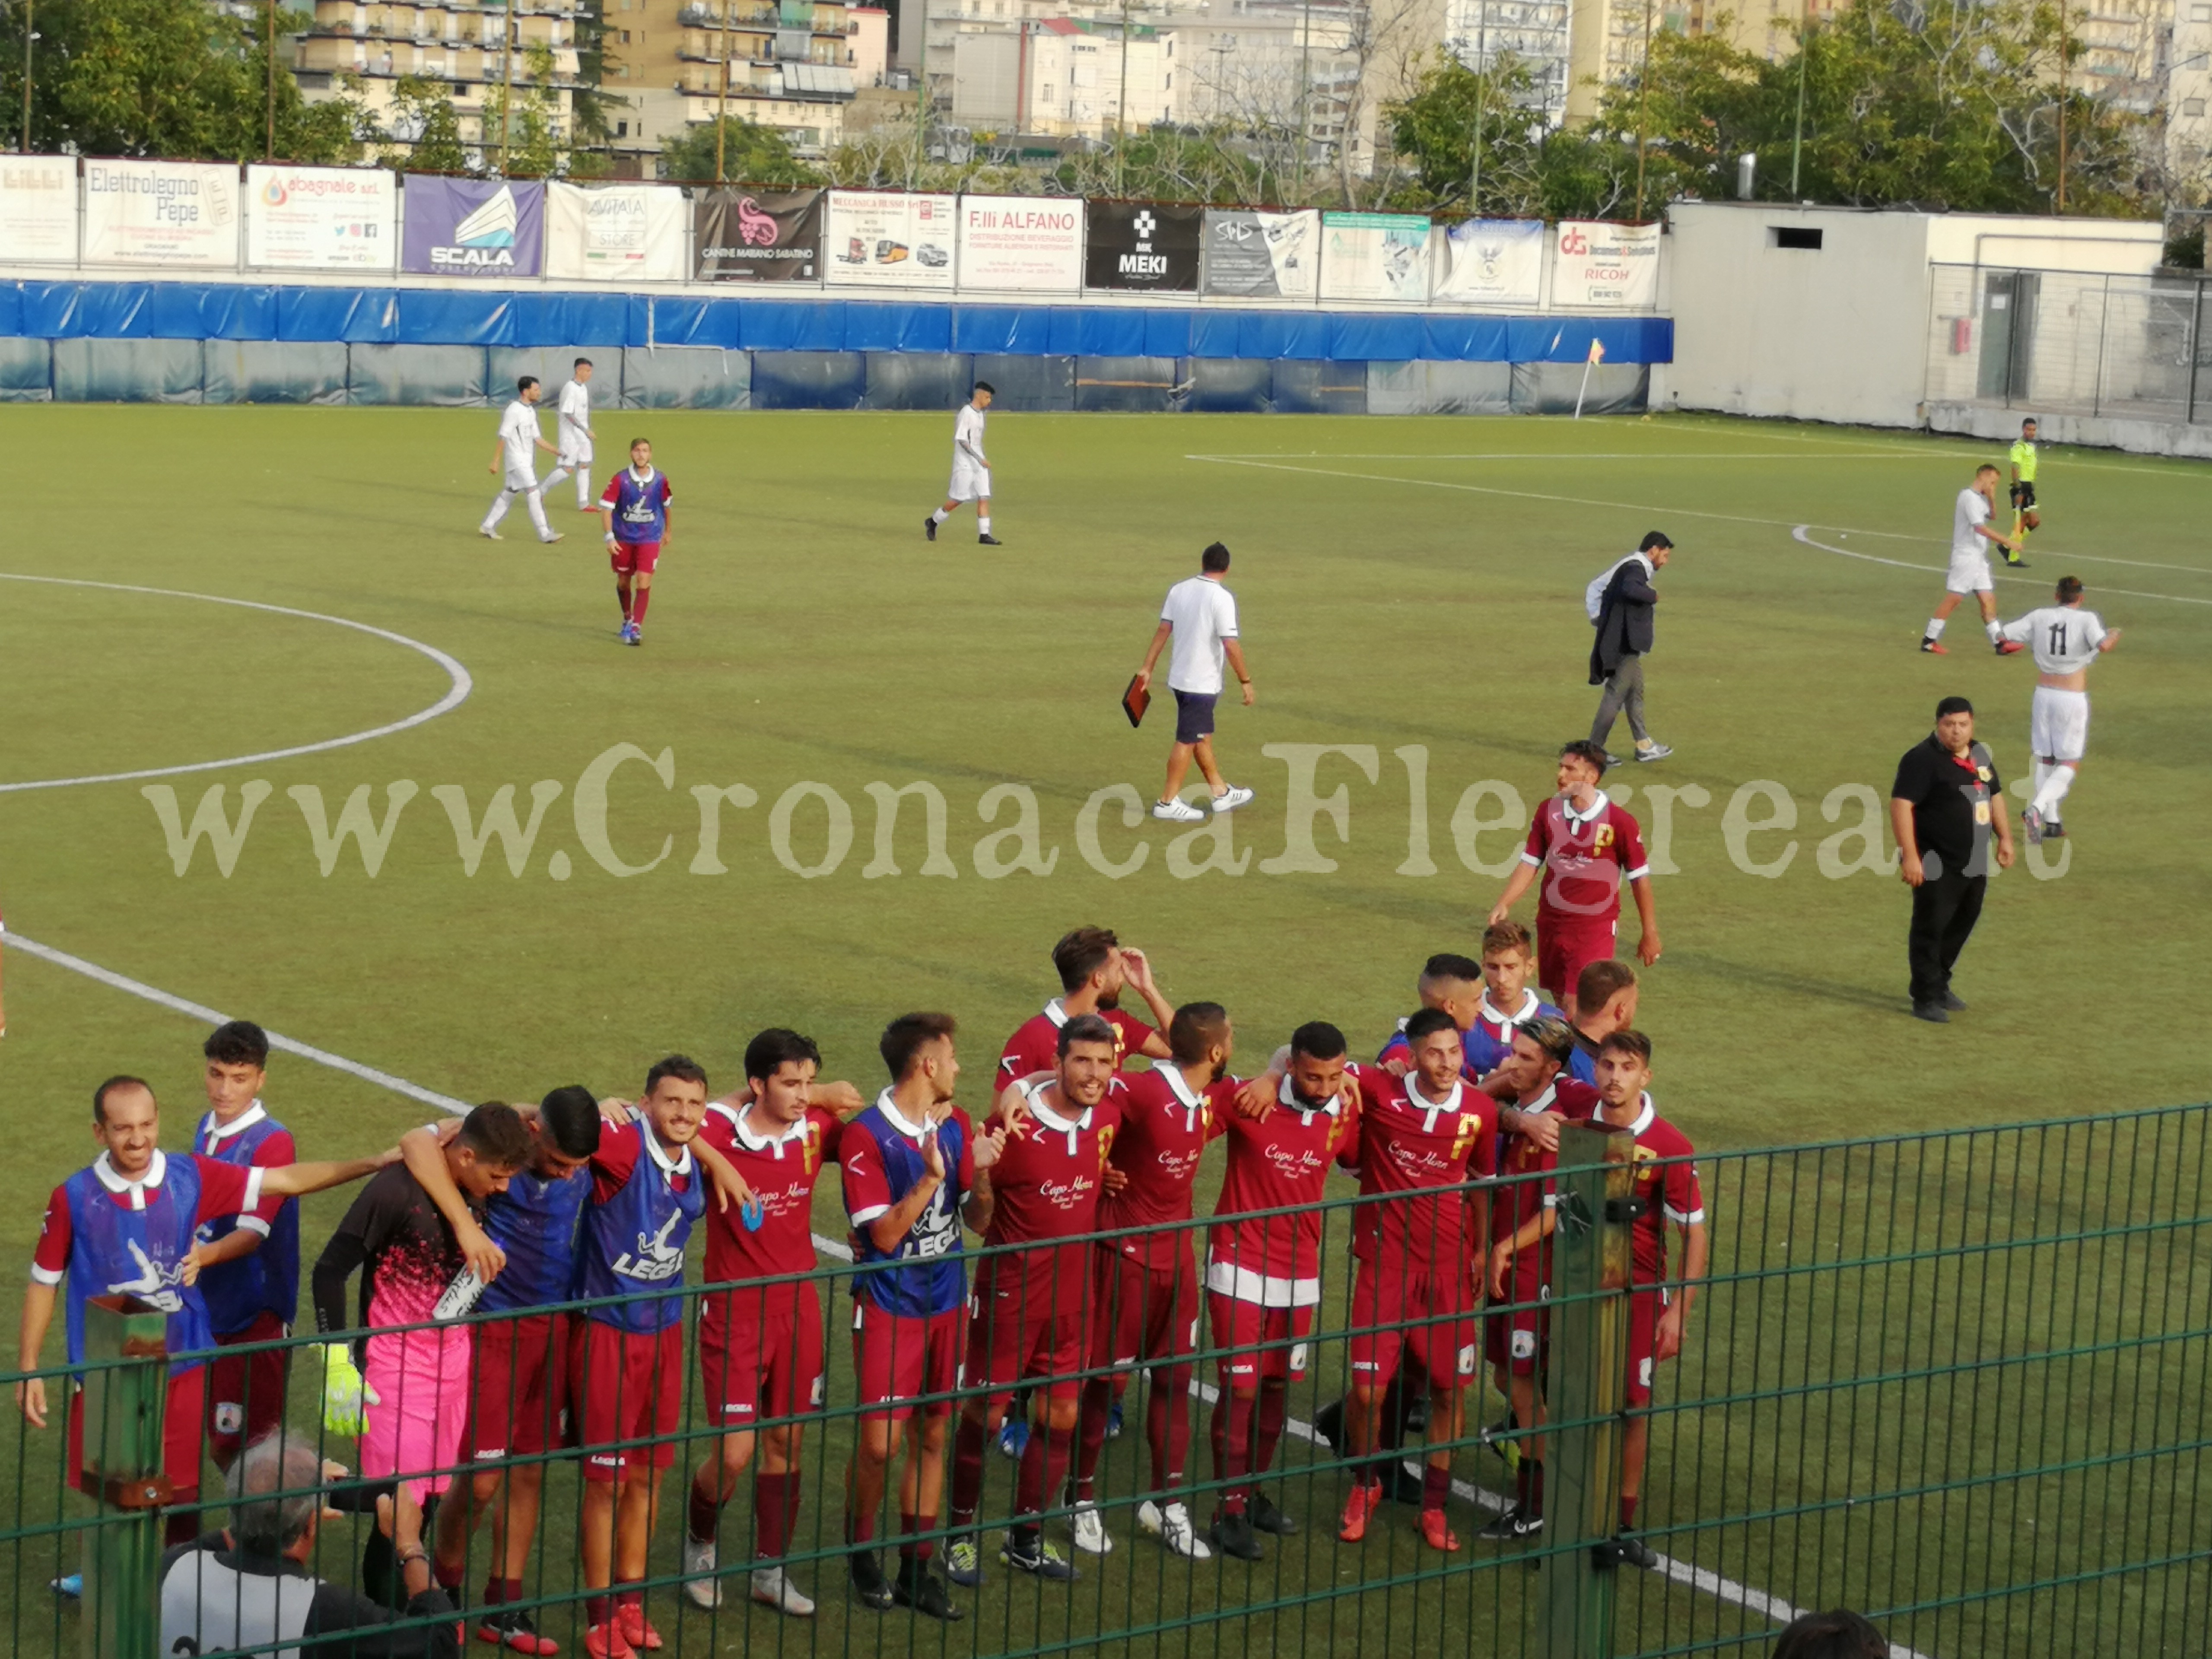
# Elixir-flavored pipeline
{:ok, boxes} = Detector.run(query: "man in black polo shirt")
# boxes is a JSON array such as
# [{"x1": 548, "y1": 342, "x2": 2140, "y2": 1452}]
[{"x1": 1889, "y1": 696, "x2": 2015, "y2": 1023}]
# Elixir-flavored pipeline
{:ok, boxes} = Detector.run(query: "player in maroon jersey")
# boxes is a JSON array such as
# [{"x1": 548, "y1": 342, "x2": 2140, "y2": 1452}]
[
  {"x1": 944, "y1": 1013, "x2": 1123, "y2": 1586},
  {"x1": 1491, "y1": 1028, "x2": 1703, "y2": 1568},
  {"x1": 1205, "y1": 1021, "x2": 1361, "y2": 1563},
  {"x1": 1477, "y1": 1015, "x2": 1599, "y2": 1541},
  {"x1": 1065, "y1": 1001, "x2": 1240, "y2": 1560},
  {"x1": 1487, "y1": 743, "x2": 1661, "y2": 1020},
  {"x1": 1337, "y1": 1008, "x2": 1499, "y2": 1552},
  {"x1": 997, "y1": 926, "x2": 1177, "y2": 1084},
  {"x1": 682, "y1": 1029, "x2": 847, "y2": 1619}
]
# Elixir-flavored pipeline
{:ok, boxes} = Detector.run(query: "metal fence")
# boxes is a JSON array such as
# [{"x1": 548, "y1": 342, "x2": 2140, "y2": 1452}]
[
  {"x1": 4, "y1": 1103, "x2": 2206, "y2": 1658},
  {"x1": 1926, "y1": 262, "x2": 2212, "y2": 426}
]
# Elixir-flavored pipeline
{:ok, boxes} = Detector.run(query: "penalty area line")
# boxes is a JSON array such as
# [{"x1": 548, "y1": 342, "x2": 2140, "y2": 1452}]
[{"x1": 10, "y1": 931, "x2": 1906, "y2": 1653}]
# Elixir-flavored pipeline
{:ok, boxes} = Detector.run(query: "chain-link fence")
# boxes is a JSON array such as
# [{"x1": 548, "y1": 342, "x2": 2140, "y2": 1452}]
[
  {"x1": 4, "y1": 1103, "x2": 2206, "y2": 1658},
  {"x1": 1926, "y1": 262, "x2": 2212, "y2": 426}
]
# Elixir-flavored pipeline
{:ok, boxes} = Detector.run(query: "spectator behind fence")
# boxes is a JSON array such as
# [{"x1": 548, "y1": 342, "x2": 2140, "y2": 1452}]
[
  {"x1": 158, "y1": 1435, "x2": 460, "y2": 1659},
  {"x1": 1773, "y1": 1607, "x2": 1891, "y2": 1658}
]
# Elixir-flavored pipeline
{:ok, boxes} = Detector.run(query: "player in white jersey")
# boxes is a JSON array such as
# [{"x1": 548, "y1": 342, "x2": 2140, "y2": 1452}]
[
  {"x1": 480, "y1": 377, "x2": 563, "y2": 544},
  {"x1": 2002, "y1": 575, "x2": 2121, "y2": 844},
  {"x1": 1921, "y1": 464, "x2": 2022, "y2": 656},
  {"x1": 924, "y1": 382, "x2": 1000, "y2": 546},
  {"x1": 540, "y1": 358, "x2": 597, "y2": 511}
]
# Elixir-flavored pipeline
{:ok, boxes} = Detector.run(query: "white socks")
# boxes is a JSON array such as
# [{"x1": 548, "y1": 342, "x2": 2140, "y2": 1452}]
[
  {"x1": 578, "y1": 476, "x2": 594, "y2": 509},
  {"x1": 523, "y1": 488, "x2": 553, "y2": 539},
  {"x1": 931, "y1": 508, "x2": 951, "y2": 525},
  {"x1": 979, "y1": 515, "x2": 992, "y2": 534},
  {"x1": 542, "y1": 466, "x2": 572, "y2": 498},
  {"x1": 2031, "y1": 763, "x2": 2075, "y2": 817},
  {"x1": 1984, "y1": 618, "x2": 2003, "y2": 644},
  {"x1": 1925, "y1": 617, "x2": 1947, "y2": 641},
  {"x1": 483, "y1": 490, "x2": 511, "y2": 532}
]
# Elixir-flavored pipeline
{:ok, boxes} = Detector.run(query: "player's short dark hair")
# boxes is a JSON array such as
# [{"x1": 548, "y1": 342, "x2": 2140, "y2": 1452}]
[
  {"x1": 1481, "y1": 921, "x2": 1534, "y2": 959},
  {"x1": 1576, "y1": 958, "x2": 1638, "y2": 1012},
  {"x1": 1052, "y1": 926, "x2": 1120, "y2": 992},
  {"x1": 204, "y1": 1020, "x2": 270, "y2": 1070},
  {"x1": 880, "y1": 1012, "x2": 956, "y2": 1081},
  {"x1": 1058, "y1": 1012, "x2": 1118, "y2": 1059},
  {"x1": 539, "y1": 1086, "x2": 604, "y2": 1160},
  {"x1": 1167, "y1": 1002, "x2": 1229, "y2": 1066},
  {"x1": 973, "y1": 380, "x2": 996, "y2": 396},
  {"x1": 575, "y1": 356, "x2": 593, "y2": 369},
  {"x1": 629, "y1": 436, "x2": 650, "y2": 449},
  {"x1": 1289, "y1": 1021, "x2": 1347, "y2": 1062},
  {"x1": 645, "y1": 1055, "x2": 709, "y2": 1096},
  {"x1": 1598, "y1": 1028, "x2": 1652, "y2": 1065},
  {"x1": 1201, "y1": 541, "x2": 1231, "y2": 573},
  {"x1": 517, "y1": 375, "x2": 539, "y2": 394},
  {"x1": 1518, "y1": 1014, "x2": 1576, "y2": 1066},
  {"x1": 1420, "y1": 952, "x2": 1483, "y2": 985},
  {"x1": 457, "y1": 1101, "x2": 533, "y2": 1170},
  {"x1": 1403, "y1": 1007, "x2": 1460, "y2": 1047},
  {"x1": 1772, "y1": 1607, "x2": 1890, "y2": 1659},
  {"x1": 1935, "y1": 695, "x2": 1974, "y2": 720},
  {"x1": 92, "y1": 1075, "x2": 153, "y2": 1125},
  {"x1": 1560, "y1": 739, "x2": 1610, "y2": 777},
  {"x1": 2020, "y1": 417, "x2": 2037, "y2": 430},
  {"x1": 746, "y1": 1028, "x2": 823, "y2": 1082},
  {"x1": 1638, "y1": 531, "x2": 1673, "y2": 552},
  {"x1": 1974, "y1": 462, "x2": 1999, "y2": 478},
  {"x1": 2056, "y1": 575, "x2": 2083, "y2": 603}
]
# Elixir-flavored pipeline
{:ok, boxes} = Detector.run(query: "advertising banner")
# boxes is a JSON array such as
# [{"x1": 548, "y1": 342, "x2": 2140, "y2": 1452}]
[
  {"x1": 1084, "y1": 200, "x2": 1202, "y2": 293},
  {"x1": 1552, "y1": 219, "x2": 1661, "y2": 308},
  {"x1": 545, "y1": 181, "x2": 686, "y2": 282},
  {"x1": 824, "y1": 191, "x2": 957, "y2": 288},
  {"x1": 82, "y1": 159, "x2": 239, "y2": 267},
  {"x1": 1432, "y1": 218, "x2": 1544, "y2": 305},
  {"x1": 245, "y1": 164, "x2": 396, "y2": 271},
  {"x1": 955, "y1": 195, "x2": 1083, "y2": 293},
  {"x1": 694, "y1": 188, "x2": 824, "y2": 282},
  {"x1": 0, "y1": 155, "x2": 78, "y2": 263},
  {"x1": 400, "y1": 177, "x2": 546, "y2": 278},
  {"x1": 1319, "y1": 211, "x2": 1432, "y2": 304},
  {"x1": 1199, "y1": 208, "x2": 1319, "y2": 300}
]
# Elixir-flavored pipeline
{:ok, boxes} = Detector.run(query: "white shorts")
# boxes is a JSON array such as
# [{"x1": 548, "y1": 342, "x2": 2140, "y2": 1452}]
[
  {"x1": 502, "y1": 468, "x2": 540, "y2": 493},
  {"x1": 947, "y1": 461, "x2": 992, "y2": 503},
  {"x1": 2030, "y1": 685, "x2": 2090, "y2": 763},
  {"x1": 558, "y1": 442, "x2": 592, "y2": 469},
  {"x1": 1945, "y1": 548, "x2": 1993, "y2": 595}
]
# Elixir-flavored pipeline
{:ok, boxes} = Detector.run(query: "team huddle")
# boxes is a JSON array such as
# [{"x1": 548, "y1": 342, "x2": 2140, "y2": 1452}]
[{"x1": 18, "y1": 738, "x2": 1703, "y2": 1658}]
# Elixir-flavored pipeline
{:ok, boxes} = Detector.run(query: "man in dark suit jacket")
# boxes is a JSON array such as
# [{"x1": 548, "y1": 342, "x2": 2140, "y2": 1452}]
[{"x1": 1589, "y1": 531, "x2": 1673, "y2": 763}]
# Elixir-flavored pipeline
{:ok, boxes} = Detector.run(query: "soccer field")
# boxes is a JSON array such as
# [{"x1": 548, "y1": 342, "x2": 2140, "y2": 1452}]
[{"x1": 2, "y1": 405, "x2": 2209, "y2": 1655}]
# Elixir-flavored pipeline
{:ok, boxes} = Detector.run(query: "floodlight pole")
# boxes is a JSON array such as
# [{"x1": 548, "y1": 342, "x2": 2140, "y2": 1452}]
[
  {"x1": 2056, "y1": 0, "x2": 2068, "y2": 211},
  {"x1": 1469, "y1": 3, "x2": 1487, "y2": 213},
  {"x1": 1294, "y1": 0, "x2": 1310, "y2": 199},
  {"x1": 500, "y1": 0, "x2": 517, "y2": 175},
  {"x1": 266, "y1": 0, "x2": 277, "y2": 161},
  {"x1": 1789, "y1": 0, "x2": 1807, "y2": 196},
  {"x1": 716, "y1": 0, "x2": 731, "y2": 181},
  {"x1": 1632, "y1": 0, "x2": 1654, "y2": 220},
  {"x1": 1117, "y1": 0, "x2": 1131, "y2": 191},
  {"x1": 19, "y1": 0, "x2": 34, "y2": 154}
]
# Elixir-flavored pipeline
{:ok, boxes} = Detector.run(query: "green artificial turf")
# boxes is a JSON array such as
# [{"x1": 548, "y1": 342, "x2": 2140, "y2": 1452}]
[{"x1": 0, "y1": 406, "x2": 2207, "y2": 1657}]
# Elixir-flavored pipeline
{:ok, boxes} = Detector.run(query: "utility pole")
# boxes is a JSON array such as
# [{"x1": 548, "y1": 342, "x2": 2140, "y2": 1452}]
[
  {"x1": 1117, "y1": 0, "x2": 1131, "y2": 193},
  {"x1": 716, "y1": 0, "x2": 731, "y2": 180},
  {"x1": 1632, "y1": 0, "x2": 1655, "y2": 219},
  {"x1": 500, "y1": 0, "x2": 517, "y2": 175},
  {"x1": 1469, "y1": 3, "x2": 1488, "y2": 214},
  {"x1": 1789, "y1": 0, "x2": 1807, "y2": 196},
  {"x1": 2056, "y1": 0, "x2": 2069, "y2": 211},
  {"x1": 1294, "y1": 0, "x2": 1310, "y2": 199},
  {"x1": 914, "y1": 0, "x2": 928, "y2": 172},
  {"x1": 266, "y1": 0, "x2": 278, "y2": 160},
  {"x1": 19, "y1": 0, "x2": 34, "y2": 154}
]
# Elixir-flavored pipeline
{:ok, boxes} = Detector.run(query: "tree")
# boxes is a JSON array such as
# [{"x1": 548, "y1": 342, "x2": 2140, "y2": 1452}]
[
  {"x1": 1054, "y1": 126, "x2": 1281, "y2": 206},
  {"x1": 1386, "y1": 50, "x2": 1636, "y2": 219},
  {"x1": 480, "y1": 42, "x2": 564, "y2": 176},
  {"x1": 569, "y1": 0, "x2": 618, "y2": 148},
  {"x1": 381, "y1": 75, "x2": 470, "y2": 174},
  {"x1": 657, "y1": 116, "x2": 823, "y2": 185},
  {"x1": 3, "y1": 0, "x2": 362, "y2": 162}
]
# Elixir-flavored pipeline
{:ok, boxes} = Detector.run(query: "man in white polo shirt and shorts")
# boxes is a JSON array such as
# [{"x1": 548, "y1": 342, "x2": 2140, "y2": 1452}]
[
  {"x1": 1921, "y1": 464, "x2": 2022, "y2": 656},
  {"x1": 1134, "y1": 543, "x2": 1255, "y2": 825}
]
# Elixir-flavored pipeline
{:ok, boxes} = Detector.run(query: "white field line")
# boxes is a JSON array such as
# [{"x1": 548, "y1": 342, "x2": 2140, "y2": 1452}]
[
  {"x1": 1183, "y1": 453, "x2": 2212, "y2": 589},
  {"x1": 0, "y1": 575, "x2": 473, "y2": 795},
  {"x1": 9, "y1": 934, "x2": 1934, "y2": 1654},
  {"x1": 1790, "y1": 526, "x2": 2212, "y2": 608}
]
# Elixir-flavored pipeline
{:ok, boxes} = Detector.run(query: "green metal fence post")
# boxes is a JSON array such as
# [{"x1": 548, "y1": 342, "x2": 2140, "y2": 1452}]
[
  {"x1": 77, "y1": 1294, "x2": 172, "y2": 1659},
  {"x1": 1539, "y1": 1121, "x2": 1637, "y2": 1659}
]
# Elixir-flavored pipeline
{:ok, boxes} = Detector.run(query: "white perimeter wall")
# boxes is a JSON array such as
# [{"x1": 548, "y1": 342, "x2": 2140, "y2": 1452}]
[{"x1": 1657, "y1": 203, "x2": 2164, "y2": 429}]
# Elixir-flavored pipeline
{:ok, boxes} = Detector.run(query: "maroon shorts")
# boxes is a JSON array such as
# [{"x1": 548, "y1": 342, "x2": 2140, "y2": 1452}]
[
  {"x1": 1087, "y1": 1246, "x2": 1201, "y2": 1385},
  {"x1": 1625, "y1": 1287, "x2": 1663, "y2": 1408},
  {"x1": 70, "y1": 1366, "x2": 205, "y2": 1503},
  {"x1": 610, "y1": 540, "x2": 661, "y2": 576},
  {"x1": 699, "y1": 1282, "x2": 825, "y2": 1430},
  {"x1": 463, "y1": 1312, "x2": 572, "y2": 1461},
  {"x1": 851, "y1": 1299, "x2": 964, "y2": 1425},
  {"x1": 1208, "y1": 1294, "x2": 1314, "y2": 1384},
  {"x1": 1538, "y1": 918, "x2": 1617, "y2": 1010},
  {"x1": 966, "y1": 1262, "x2": 1088, "y2": 1407},
  {"x1": 1484, "y1": 1283, "x2": 1551, "y2": 1379},
  {"x1": 1348, "y1": 1262, "x2": 1480, "y2": 1389},
  {"x1": 569, "y1": 1318, "x2": 682, "y2": 1482},
  {"x1": 207, "y1": 1312, "x2": 289, "y2": 1467}
]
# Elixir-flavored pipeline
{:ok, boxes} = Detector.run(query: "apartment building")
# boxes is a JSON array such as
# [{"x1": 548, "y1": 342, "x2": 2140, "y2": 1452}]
[{"x1": 293, "y1": 0, "x2": 583, "y2": 153}]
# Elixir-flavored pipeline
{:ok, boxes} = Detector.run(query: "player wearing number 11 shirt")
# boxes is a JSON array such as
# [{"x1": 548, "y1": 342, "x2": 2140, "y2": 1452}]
[{"x1": 2002, "y1": 575, "x2": 2121, "y2": 845}]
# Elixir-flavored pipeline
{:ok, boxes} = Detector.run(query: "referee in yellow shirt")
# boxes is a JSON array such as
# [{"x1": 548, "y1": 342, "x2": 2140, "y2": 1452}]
[{"x1": 2006, "y1": 418, "x2": 2039, "y2": 566}]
